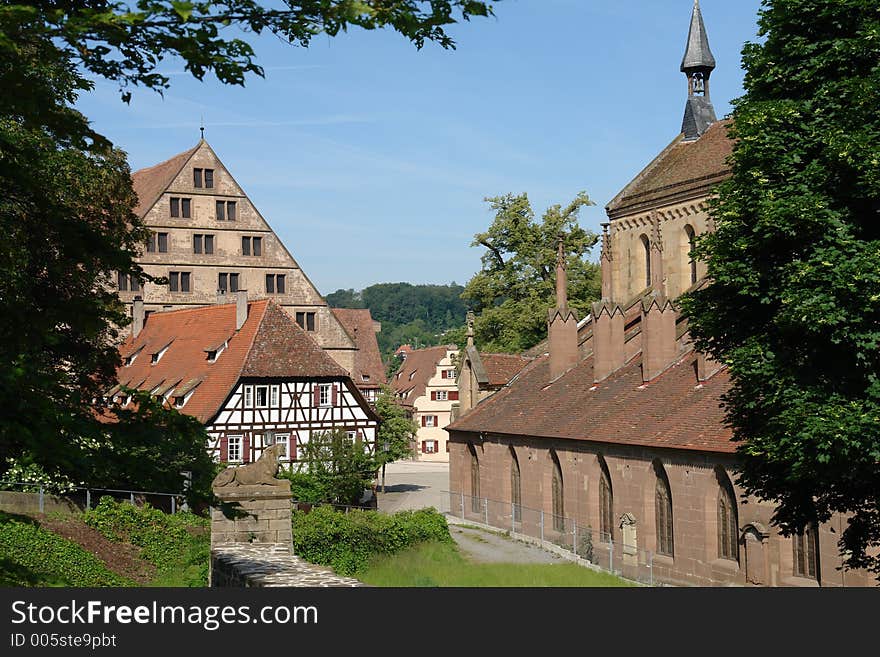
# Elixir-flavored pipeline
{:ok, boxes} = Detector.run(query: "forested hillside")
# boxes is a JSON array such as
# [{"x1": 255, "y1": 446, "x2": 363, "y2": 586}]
[{"x1": 326, "y1": 283, "x2": 467, "y2": 359}]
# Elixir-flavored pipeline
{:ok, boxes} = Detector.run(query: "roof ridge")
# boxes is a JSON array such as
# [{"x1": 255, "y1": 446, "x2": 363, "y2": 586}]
[{"x1": 130, "y1": 143, "x2": 200, "y2": 176}]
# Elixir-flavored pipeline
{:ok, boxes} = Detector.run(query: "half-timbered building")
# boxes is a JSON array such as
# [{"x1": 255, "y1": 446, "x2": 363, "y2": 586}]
[{"x1": 115, "y1": 292, "x2": 379, "y2": 465}]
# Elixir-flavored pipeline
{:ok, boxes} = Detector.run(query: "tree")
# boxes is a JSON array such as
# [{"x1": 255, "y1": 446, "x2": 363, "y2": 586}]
[
  {"x1": 679, "y1": 0, "x2": 880, "y2": 576},
  {"x1": 462, "y1": 192, "x2": 601, "y2": 353},
  {"x1": 290, "y1": 429, "x2": 378, "y2": 506},
  {"x1": 374, "y1": 386, "x2": 418, "y2": 492},
  {"x1": 0, "y1": 1, "x2": 499, "y2": 489}
]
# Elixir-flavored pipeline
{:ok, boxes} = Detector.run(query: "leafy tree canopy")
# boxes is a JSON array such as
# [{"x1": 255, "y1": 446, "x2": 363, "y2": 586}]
[
  {"x1": 462, "y1": 192, "x2": 601, "y2": 353},
  {"x1": 374, "y1": 385, "x2": 418, "y2": 465},
  {"x1": 680, "y1": 0, "x2": 880, "y2": 575}
]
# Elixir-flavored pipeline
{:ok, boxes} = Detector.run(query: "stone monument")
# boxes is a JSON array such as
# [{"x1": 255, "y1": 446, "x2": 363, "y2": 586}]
[{"x1": 211, "y1": 443, "x2": 293, "y2": 548}]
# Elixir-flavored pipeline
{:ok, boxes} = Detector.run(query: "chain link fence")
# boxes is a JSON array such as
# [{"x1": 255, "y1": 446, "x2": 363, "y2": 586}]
[{"x1": 446, "y1": 491, "x2": 658, "y2": 586}]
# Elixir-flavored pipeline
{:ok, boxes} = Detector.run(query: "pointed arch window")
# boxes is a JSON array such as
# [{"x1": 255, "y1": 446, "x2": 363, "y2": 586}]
[
  {"x1": 469, "y1": 444, "x2": 480, "y2": 513},
  {"x1": 793, "y1": 524, "x2": 819, "y2": 580},
  {"x1": 654, "y1": 462, "x2": 674, "y2": 556},
  {"x1": 510, "y1": 447, "x2": 522, "y2": 523},
  {"x1": 717, "y1": 470, "x2": 739, "y2": 561},
  {"x1": 551, "y1": 451, "x2": 564, "y2": 532},
  {"x1": 684, "y1": 224, "x2": 697, "y2": 285},
  {"x1": 599, "y1": 457, "x2": 614, "y2": 542},
  {"x1": 640, "y1": 234, "x2": 651, "y2": 289}
]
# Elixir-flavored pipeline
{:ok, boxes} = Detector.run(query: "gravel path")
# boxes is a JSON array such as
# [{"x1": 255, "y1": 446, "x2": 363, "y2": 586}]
[{"x1": 449, "y1": 524, "x2": 563, "y2": 564}]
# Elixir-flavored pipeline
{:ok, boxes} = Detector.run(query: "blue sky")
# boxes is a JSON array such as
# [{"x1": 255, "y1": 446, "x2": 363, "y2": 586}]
[{"x1": 76, "y1": 0, "x2": 763, "y2": 295}]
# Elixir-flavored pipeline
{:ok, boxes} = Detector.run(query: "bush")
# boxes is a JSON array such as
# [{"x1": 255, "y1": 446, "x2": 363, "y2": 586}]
[
  {"x1": 292, "y1": 505, "x2": 452, "y2": 576},
  {"x1": 83, "y1": 497, "x2": 209, "y2": 586},
  {"x1": 0, "y1": 512, "x2": 130, "y2": 586}
]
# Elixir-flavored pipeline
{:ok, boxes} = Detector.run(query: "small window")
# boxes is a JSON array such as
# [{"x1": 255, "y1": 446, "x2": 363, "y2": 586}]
[
  {"x1": 117, "y1": 271, "x2": 128, "y2": 291},
  {"x1": 170, "y1": 198, "x2": 190, "y2": 218},
  {"x1": 204, "y1": 234, "x2": 214, "y2": 254},
  {"x1": 170, "y1": 197, "x2": 180, "y2": 217},
  {"x1": 219, "y1": 272, "x2": 239, "y2": 294},
  {"x1": 242, "y1": 236, "x2": 250, "y2": 256},
  {"x1": 242, "y1": 236, "x2": 262, "y2": 256},
  {"x1": 227, "y1": 435, "x2": 242, "y2": 463},
  {"x1": 226, "y1": 201, "x2": 236, "y2": 220},
  {"x1": 216, "y1": 200, "x2": 225, "y2": 221},
  {"x1": 424, "y1": 415, "x2": 435, "y2": 428},
  {"x1": 129, "y1": 276, "x2": 141, "y2": 292},
  {"x1": 169, "y1": 271, "x2": 191, "y2": 293},
  {"x1": 230, "y1": 272, "x2": 239, "y2": 293},
  {"x1": 793, "y1": 524, "x2": 819, "y2": 580},
  {"x1": 151, "y1": 343, "x2": 170, "y2": 364},
  {"x1": 362, "y1": 375, "x2": 370, "y2": 382},
  {"x1": 255, "y1": 385, "x2": 269, "y2": 408},
  {"x1": 243, "y1": 385, "x2": 253, "y2": 408},
  {"x1": 193, "y1": 234, "x2": 203, "y2": 254},
  {"x1": 436, "y1": 390, "x2": 448, "y2": 401},
  {"x1": 270, "y1": 385, "x2": 279, "y2": 407},
  {"x1": 157, "y1": 232, "x2": 168, "y2": 252},
  {"x1": 253, "y1": 237, "x2": 261, "y2": 256},
  {"x1": 318, "y1": 384, "x2": 331, "y2": 406},
  {"x1": 265, "y1": 274, "x2": 285, "y2": 294},
  {"x1": 204, "y1": 169, "x2": 214, "y2": 188},
  {"x1": 146, "y1": 232, "x2": 157, "y2": 252},
  {"x1": 295, "y1": 312, "x2": 316, "y2": 331},
  {"x1": 193, "y1": 168, "x2": 203, "y2": 188},
  {"x1": 272, "y1": 433, "x2": 290, "y2": 459}
]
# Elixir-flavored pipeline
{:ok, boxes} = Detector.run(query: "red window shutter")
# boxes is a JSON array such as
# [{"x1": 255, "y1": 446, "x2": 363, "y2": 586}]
[
  {"x1": 313, "y1": 385, "x2": 320, "y2": 406},
  {"x1": 242, "y1": 435, "x2": 251, "y2": 463},
  {"x1": 431, "y1": 391, "x2": 436, "y2": 401},
  {"x1": 421, "y1": 416, "x2": 426, "y2": 427},
  {"x1": 220, "y1": 436, "x2": 228, "y2": 463},
  {"x1": 449, "y1": 391, "x2": 459, "y2": 401},
  {"x1": 290, "y1": 436, "x2": 298, "y2": 461},
  {"x1": 433, "y1": 416, "x2": 438, "y2": 426},
  {"x1": 421, "y1": 441, "x2": 426, "y2": 454},
  {"x1": 332, "y1": 385, "x2": 338, "y2": 406}
]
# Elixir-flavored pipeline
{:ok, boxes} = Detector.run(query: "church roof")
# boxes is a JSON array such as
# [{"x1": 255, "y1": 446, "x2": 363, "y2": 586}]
[
  {"x1": 115, "y1": 299, "x2": 349, "y2": 424},
  {"x1": 680, "y1": 0, "x2": 716, "y2": 72},
  {"x1": 131, "y1": 142, "x2": 201, "y2": 217},
  {"x1": 605, "y1": 119, "x2": 732, "y2": 217},
  {"x1": 447, "y1": 348, "x2": 733, "y2": 454},
  {"x1": 331, "y1": 308, "x2": 387, "y2": 388},
  {"x1": 480, "y1": 353, "x2": 533, "y2": 387}
]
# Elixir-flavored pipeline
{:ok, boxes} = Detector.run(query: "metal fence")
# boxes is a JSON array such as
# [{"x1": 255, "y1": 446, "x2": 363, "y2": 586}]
[
  {"x1": 0, "y1": 481, "x2": 187, "y2": 514},
  {"x1": 445, "y1": 490, "x2": 658, "y2": 586}
]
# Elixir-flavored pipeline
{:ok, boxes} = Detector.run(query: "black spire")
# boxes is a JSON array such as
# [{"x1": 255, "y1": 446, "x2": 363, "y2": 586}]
[{"x1": 680, "y1": 1, "x2": 717, "y2": 140}]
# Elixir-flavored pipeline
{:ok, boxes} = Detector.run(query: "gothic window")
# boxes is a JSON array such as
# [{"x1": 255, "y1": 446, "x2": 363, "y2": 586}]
[
  {"x1": 510, "y1": 447, "x2": 522, "y2": 523},
  {"x1": 654, "y1": 462, "x2": 674, "y2": 556},
  {"x1": 684, "y1": 224, "x2": 697, "y2": 285},
  {"x1": 599, "y1": 456, "x2": 613, "y2": 542},
  {"x1": 469, "y1": 444, "x2": 480, "y2": 513},
  {"x1": 640, "y1": 234, "x2": 651, "y2": 289},
  {"x1": 793, "y1": 524, "x2": 819, "y2": 580},
  {"x1": 551, "y1": 451, "x2": 564, "y2": 532},
  {"x1": 717, "y1": 469, "x2": 739, "y2": 561}
]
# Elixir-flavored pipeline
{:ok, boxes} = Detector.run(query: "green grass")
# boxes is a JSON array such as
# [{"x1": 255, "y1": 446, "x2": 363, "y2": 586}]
[
  {"x1": 359, "y1": 541, "x2": 635, "y2": 587},
  {"x1": 0, "y1": 512, "x2": 132, "y2": 587}
]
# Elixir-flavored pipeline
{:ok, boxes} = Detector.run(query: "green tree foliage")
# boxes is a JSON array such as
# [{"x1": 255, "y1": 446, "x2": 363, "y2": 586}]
[
  {"x1": 327, "y1": 282, "x2": 468, "y2": 357},
  {"x1": 375, "y1": 386, "x2": 418, "y2": 465},
  {"x1": 0, "y1": 1, "x2": 498, "y2": 489},
  {"x1": 289, "y1": 429, "x2": 377, "y2": 506},
  {"x1": 462, "y1": 192, "x2": 602, "y2": 353},
  {"x1": 679, "y1": 0, "x2": 880, "y2": 575}
]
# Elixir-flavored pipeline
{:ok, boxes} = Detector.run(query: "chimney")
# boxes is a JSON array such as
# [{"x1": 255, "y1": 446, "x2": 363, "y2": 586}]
[
  {"x1": 591, "y1": 301, "x2": 625, "y2": 382},
  {"x1": 548, "y1": 237, "x2": 578, "y2": 381},
  {"x1": 696, "y1": 350, "x2": 722, "y2": 382},
  {"x1": 235, "y1": 290, "x2": 248, "y2": 330},
  {"x1": 641, "y1": 292, "x2": 678, "y2": 382},
  {"x1": 132, "y1": 296, "x2": 145, "y2": 338}
]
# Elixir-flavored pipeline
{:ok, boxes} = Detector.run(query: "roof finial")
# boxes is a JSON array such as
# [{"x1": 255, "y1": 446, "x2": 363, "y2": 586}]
[
  {"x1": 680, "y1": 0, "x2": 717, "y2": 140},
  {"x1": 200, "y1": 115, "x2": 205, "y2": 141},
  {"x1": 555, "y1": 234, "x2": 568, "y2": 309},
  {"x1": 466, "y1": 310, "x2": 475, "y2": 348}
]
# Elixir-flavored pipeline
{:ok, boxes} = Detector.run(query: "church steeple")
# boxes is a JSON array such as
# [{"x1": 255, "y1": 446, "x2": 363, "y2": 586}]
[{"x1": 680, "y1": 1, "x2": 717, "y2": 140}]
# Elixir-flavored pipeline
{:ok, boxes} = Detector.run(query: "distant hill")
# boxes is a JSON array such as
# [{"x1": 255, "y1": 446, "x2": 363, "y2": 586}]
[{"x1": 325, "y1": 283, "x2": 467, "y2": 360}]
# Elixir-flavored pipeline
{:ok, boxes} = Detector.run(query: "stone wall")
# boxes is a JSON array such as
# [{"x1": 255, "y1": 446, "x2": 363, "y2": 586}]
[
  {"x1": 211, "y1": 486, "x2": 293, "y2": 546},
  {"x1": 211, "y1": 543, "x2": 363, "y2": 587}
]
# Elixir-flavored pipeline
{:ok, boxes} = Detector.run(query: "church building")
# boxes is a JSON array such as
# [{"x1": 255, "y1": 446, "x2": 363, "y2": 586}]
[{"x1": 446, "y1": 1, "x2": 871, "y2": 587}]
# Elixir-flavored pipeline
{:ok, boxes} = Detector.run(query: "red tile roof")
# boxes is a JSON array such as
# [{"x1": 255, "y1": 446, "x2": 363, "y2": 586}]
[
  {"x1": 115, "y1": 299, "x2": 347, "y2": 424},
  {"x1": 331, "y1": 309, "x2": 386, "y2": 388},
  {"x1": 391, "y1": 345, "x2": 454, "y2": 402},
  {"x1": 605, "y1": 120, "x2": 733, "y2": 216},
  {"x1": 448, "y1": 348, "x2": 734, "y2": 454},
  {"x1": 480, "y1": 353, "x2": 533, "y2": 387},
  {"x1": 131, "y1": 143, "x2": 200, "y2": 217}
]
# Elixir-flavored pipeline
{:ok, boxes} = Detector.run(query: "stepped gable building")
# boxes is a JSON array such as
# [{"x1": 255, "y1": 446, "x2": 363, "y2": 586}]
[
  {"x1": 447, "y1": 1, "x2": 871, "y2": 587},
  {"x1": 120, "y1": 139, "x2": 361, "y2": 378},
  {"x1": 330, "y1": 308, "x2": 386, "y2": 403},
  {"x1": 112, "y1": 293, "x2": 378, "y2": 465},
  {"x1": 391, "y1": 345, "x2": 459, "y2": 460}
]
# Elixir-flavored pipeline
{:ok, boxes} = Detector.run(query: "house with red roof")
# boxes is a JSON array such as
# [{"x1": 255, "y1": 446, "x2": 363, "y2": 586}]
[
  {"x1": 114, "y1": 293, "x2": 378, "y2": 466},
  {"x1": 447, "y1": 2, "x2": 871, "y2": 587},
  {"x1": 330, "y1": 308, "x2": 386, "y2": 403}
]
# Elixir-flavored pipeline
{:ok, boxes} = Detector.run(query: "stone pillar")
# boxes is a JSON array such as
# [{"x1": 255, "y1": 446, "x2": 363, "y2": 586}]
[{"x1": 211, "y1": 482, "x2": 292, "y2": 549}]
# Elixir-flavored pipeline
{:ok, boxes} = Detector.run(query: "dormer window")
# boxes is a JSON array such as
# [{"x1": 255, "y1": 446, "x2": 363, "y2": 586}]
[
  {"x1": 409, "y1": 371, "x2": 416, "y2": 381},
  {"x1": 205, "y1": 340, "x2": 228, "y2": 363},
  {"x1": 151, "y1": 341, "x2": 172, "y2": 364},
  {"x1": 173, "y1": 379, "x2": 202, "y2": 409},
  {"x1": 124, "y1": 347, "x2": 143, "y2": 367},
  {"x1": 362, "y1": 375, "x2": 370, "y2": 382}
]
